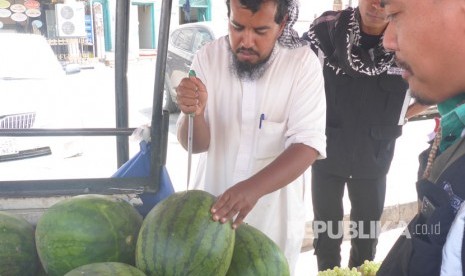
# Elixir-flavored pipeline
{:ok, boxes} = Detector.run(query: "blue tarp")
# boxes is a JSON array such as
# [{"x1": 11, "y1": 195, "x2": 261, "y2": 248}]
[{"x1": 112, "y1": 140, "x2": 174, "y2": 217}]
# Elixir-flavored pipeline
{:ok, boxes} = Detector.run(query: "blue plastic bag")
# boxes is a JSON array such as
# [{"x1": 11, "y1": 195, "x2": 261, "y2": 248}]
[{"x1": 112, "y1": 140, "x2": 175, "y2": 217}]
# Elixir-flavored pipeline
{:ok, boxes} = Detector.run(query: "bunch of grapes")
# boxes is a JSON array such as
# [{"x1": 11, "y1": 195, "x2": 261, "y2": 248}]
[
  {"x1": 317, "y1": 266, "x2": 361, "y2": 276},
  {"x1": 316, "y1": 260, "x2": 382, "y2": 276},
  {"x1": 359, "y1": 260, "x2": 381, "y2": 276}
]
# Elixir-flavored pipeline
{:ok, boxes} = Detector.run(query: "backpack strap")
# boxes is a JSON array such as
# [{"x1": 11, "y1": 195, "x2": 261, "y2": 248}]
[{"x1": 428, "y1": 136, "x2": 465, "y2": 184}]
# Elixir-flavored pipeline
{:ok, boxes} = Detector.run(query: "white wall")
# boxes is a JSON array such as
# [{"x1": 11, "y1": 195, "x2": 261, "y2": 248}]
[
  {"x1": 129, "y1": 4, "x2": 140, "y2": 59},
  {"x1": 211, "y1": 0, "x2": 229, "y2": 32}
]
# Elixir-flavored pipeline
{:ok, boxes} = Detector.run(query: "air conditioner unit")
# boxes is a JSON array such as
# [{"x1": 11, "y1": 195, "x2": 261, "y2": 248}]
[{"x1": 55, "y1": 2, "x2": 86, "y2": 37}]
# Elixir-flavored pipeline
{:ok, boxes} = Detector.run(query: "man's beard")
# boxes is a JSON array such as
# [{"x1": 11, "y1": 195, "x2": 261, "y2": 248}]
[{"x1": 229, "y1": 46, "x2": 272, "y2": 81}]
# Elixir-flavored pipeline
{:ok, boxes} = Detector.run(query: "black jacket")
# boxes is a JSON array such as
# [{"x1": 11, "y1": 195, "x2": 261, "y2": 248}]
[
  {"x1": 303, "y1": 8, "x2": 409, "y2": 178},
  {"x1": 378, "y1": 137, "x2": 465, "y2": 276}
]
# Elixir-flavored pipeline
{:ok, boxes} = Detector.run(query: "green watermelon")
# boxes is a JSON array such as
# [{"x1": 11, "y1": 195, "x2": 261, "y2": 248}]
[
  {"x1": 226, "y1": 223, "x2": 290, "y2": 276},
  {"x1": 35, "y1": 194, "x2": 143, "y2": 276},
  {"x1": 0, "y1": 211, "x2": 38, "y2": 276},
  {"x1": 36, "y1": 263, "x2": 47, "y2": 276},
  {"x1": 64, "y1": 262, "x2": 146, "y2": 276},
  {"x1": 136, "y1": 190, "x2": 235, "y2": 276}
]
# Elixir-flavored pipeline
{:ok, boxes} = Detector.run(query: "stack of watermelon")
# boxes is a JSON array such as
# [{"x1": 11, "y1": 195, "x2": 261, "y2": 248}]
[
  {"x1": 0, "y1": 211, "x2": 39, "y2": 275},
  {"x1": 0, "y1": 190, "x2": 289, "y2": 275},
  {"x1": 135, "y1": 189, "x2": 290, "y2": 276},
  {"x1": 64, "y1": 262, "x2": 146, "y2": 276},
  {"x1": 35, "y1": 194, "x2": 143, "y2": 276}
]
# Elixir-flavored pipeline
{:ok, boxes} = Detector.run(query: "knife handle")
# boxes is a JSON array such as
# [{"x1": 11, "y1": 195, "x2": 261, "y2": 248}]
[{"x1": 188, "y1": 70, "x2": 197, "y2": 117}]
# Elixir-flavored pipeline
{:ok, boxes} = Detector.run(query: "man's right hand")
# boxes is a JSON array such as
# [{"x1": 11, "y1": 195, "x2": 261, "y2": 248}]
[{"x1": 176, "y1": 75, "x2": 207, "y2": 116}]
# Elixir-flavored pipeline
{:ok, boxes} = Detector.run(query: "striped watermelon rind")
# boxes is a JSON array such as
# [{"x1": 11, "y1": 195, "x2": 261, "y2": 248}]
[
  {"x1": 0, "y1": 211, "x2": 38, "y2": 276},
  {"x1": 136, "y1": 190, "x2": 235, "y2": 276},
  {"x1": 226, "y1": 223, "x2": 290, "y2": 276},
  {"x1": 64, "y1": 262, "x2": 146, "y2": 276},
  {"x1": 35, "y1": 194, "x2": 143, "y2": 276}
]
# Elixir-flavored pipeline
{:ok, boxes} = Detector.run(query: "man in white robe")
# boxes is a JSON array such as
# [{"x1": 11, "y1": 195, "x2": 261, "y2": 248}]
[{"x1": 176, "y1": 0, "x2": 326, "y2": 273}]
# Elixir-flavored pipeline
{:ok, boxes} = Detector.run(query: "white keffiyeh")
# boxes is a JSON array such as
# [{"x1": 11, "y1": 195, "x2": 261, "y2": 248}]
[{"x1": 278, "y1": 0, "x2": 307, "y2": 49}]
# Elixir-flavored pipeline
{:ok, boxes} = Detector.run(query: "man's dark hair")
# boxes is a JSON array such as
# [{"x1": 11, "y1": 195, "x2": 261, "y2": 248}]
[{"x1": 226, "y1": 0, "x2": 290, "y2": 24}]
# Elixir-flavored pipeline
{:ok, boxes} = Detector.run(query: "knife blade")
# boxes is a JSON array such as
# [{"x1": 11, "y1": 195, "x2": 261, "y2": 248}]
[{"x1": 186, "y1": 69, "x2": 196, "y2": 190}]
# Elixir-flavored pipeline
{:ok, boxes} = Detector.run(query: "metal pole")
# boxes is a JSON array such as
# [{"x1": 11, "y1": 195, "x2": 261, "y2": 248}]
[
  {"x1": 115, "y1": 0, "x2": 130, "y2": 168},
  {"x1": 0, "y1": 128, "x2": 135, "y2": 137},
  {"x1": 150, "y1": 0, "x2": 173, "y2": 191}
]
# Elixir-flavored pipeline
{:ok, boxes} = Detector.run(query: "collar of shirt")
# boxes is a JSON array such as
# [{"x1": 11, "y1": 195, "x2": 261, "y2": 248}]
[
  {"x1": 438, "y1": 93, "x2": 465, "y2": 116},
  {"x1": 439, "y1": 93, "x2": 465, "y2": 152}
]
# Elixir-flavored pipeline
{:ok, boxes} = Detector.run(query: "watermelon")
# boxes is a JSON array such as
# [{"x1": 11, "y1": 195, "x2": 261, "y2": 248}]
[
  {"x1": 36, "y1": 263, "x2": 47, "y2": 276},
  {"x1": 0, "y1": 211, "x2": 38, "y2": 276},
  {"x1": 64, "y1": 262, "x2": 146, "y2": 276},
  {"x1": 136, "y1": 190, "x2": 235, "y2": 276},
  {"x1": 35, "y1": 194, "x2": 143, "y2": 276},
  {"x1": 226, "y1": 223, "x2": 290, "y2": 276}
]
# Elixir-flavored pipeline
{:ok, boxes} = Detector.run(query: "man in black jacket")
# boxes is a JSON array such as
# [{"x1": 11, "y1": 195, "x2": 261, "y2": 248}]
[
  {"x1": 302, "y1": 0, "x2": 425, "y2": 271},
  {"x1": 376, "y1": 0, "x2": 465, "y2": 274}
]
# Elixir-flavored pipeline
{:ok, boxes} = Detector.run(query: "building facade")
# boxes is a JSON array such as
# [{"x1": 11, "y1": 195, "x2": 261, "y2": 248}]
[
  {"x1": 1, "y1": 1, "x2": 359, "y2": 63},
  {"x1": 0, "y1": 0, "x2": 216, "y2": 63}
]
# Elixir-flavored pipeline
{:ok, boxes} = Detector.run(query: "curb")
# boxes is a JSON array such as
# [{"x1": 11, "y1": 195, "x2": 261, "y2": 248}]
[{"x1": 301, "y1": 201, "x2": 417, "y2": 252}]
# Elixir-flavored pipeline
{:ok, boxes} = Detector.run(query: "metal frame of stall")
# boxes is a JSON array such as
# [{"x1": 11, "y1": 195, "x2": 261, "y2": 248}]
[{"x1": 0, "y1": 0, "x2": 174, "y2": 198}]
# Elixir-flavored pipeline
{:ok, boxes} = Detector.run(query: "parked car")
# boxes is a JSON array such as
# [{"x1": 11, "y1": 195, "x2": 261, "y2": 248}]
[
  {"x1": 164, "y1": 21, "x2": 228, "y2": 113},
  {"x1": 0, "y1": 33, "x2": 83, "y2": 161}
]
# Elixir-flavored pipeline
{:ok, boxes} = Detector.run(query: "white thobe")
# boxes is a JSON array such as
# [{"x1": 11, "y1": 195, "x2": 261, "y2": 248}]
[{"x1": 178, "y1": 37, "x2": 327, "y2": 274}]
